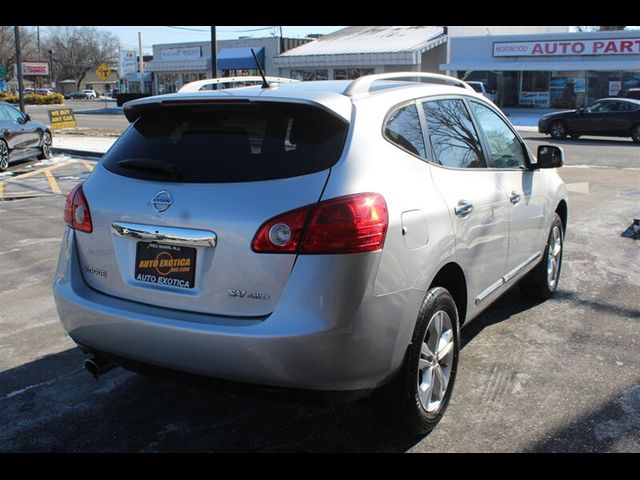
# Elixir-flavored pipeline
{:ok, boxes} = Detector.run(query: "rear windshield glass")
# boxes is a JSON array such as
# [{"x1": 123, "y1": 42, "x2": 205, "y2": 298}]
[{"x1": 102, "y1": 103, "x2": 348, "y2": 183}]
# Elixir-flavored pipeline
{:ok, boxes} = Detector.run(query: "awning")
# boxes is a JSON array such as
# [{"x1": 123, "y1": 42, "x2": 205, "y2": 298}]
[
  {"x1": 218, "y1": 47, "x2": 265, "y2": 70},
  {"x1": 123, "y1": 72, "x2": 153, "y2": 82},
  {"x1": 147, "y1": 59, "x2": 209, "y2": 72},
  {"x1": 440, "y1": 59, "x2": 640, "y2": 72}
]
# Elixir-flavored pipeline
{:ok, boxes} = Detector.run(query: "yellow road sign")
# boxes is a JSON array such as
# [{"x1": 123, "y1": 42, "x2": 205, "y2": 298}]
[{"x1": 96, "y1": 63, "x2": 112, "y2": 81}]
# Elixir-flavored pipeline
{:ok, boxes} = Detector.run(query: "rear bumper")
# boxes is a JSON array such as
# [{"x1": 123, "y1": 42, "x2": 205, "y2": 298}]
[{"x1": 53, "y1": 228, "x2": 422, "y2": 391}]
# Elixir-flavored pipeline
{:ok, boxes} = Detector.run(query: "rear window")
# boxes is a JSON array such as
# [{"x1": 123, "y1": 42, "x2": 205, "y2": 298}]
[{"x1": 102, "y1": 103, "x2": 348, "y2": 183}]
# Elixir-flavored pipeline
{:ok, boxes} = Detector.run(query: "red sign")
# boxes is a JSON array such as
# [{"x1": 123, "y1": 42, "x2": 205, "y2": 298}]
[
  {"x1": 493, "y1": 38, "x2": 640, "y2": 57},
  {"x1": 22, "y1": 61, "x2": 49, "y2": 76}
]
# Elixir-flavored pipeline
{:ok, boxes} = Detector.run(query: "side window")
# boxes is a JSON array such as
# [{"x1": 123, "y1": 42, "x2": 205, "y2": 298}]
[
  {"x1": 4, "y1": 105, "x2": 24, "y2": 123},
  {"x1": 470, "y1": 101, "x2": 527, "y2": 169},
  {"x1": 422, "y1": 99, "x2": 485, "y2": 168},
  {"x1": 0, "y1": 106, "x2": 11, "y2": 122},
  {"x1": 384, "y1": 103, "x2": 426, "y2": 158}
]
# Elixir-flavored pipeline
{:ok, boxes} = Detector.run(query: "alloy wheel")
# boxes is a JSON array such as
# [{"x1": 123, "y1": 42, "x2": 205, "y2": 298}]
[
  {"x1": 546, "y1": 225, "x2": 562, "y2": 289},
  {"x1": 550, "y1": 122, "x2": 566, "y2": 138},
  {"x1": 42, "y1": 133, "x2": 52, "y2": 157},
  {"x1": 417, "y1": 310, "x2": 454, "y2": 413},
  {"x1": 0, "y1": 141, "x2": 8, "y2": 171}
]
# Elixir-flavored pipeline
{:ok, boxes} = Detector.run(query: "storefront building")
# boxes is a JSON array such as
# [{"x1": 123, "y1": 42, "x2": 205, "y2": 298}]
[
  {"x1": 274, "y1": 26, "x2": 447, "y2": 81},
  {"x1": 441, "y1": 29, "x2": 640, "y2": 109},
  {"x1": 147, "y1": 37, "x2": 310, "y2": 95}
]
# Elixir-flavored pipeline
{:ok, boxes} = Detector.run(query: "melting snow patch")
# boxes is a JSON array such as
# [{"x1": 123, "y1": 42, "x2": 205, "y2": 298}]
[{"x1": 33, "y1": 155, "x2": 72, "y2": 167}]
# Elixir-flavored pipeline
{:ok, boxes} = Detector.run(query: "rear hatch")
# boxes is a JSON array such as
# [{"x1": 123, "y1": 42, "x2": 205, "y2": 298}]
[{"x1": 75, "y1": 100, "x2": 349, "y2": 317}]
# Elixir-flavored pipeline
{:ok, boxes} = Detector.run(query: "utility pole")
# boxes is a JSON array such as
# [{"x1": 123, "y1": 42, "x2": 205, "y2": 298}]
[
  {"x1": 210, "y1": 26, "x2": 217, "y2": 81},
  {"x1": 14, "y1": 26, "x2": 25, "y2": 113},
  {"x1": 138, "y1": 32, "x2": 144, "y2": 94}
]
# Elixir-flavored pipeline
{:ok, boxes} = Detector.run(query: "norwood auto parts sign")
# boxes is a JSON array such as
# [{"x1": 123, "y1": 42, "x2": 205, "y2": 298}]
[{"x1": 493, "y1": 38, "x2": 640, "y2": 57}]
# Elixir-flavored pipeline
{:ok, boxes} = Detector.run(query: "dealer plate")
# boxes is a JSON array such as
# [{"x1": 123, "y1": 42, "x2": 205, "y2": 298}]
[{"x1": 134, "y1": 242, "x2": 196, "y2": 289}]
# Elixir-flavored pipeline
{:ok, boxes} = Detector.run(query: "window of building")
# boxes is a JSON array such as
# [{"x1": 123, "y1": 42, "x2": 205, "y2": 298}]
[
  {"x1": 383, "y1": 103, "x2": 426, "y2": 158},
  {"x1": 334, "y1": 68, "x2": 374, "y2": 80},
  {"x1": 290, "y1": 69, "x2": 329, "y2": 81},
  {"x1": 521, "y1": 72, "x2": 549, "y2": 92},
  {"x1": 469, "y1": 101, "x2": 526, "y2": 169},
  {"x1": 422, "y1": 99, "x2": 485, "y2": 169},
  {"x1": 157, "y1": 73, "x2": 180, "y2": 94},
  {"x1": 183, "y1": 72, "x2": 207, "y2": 85}
]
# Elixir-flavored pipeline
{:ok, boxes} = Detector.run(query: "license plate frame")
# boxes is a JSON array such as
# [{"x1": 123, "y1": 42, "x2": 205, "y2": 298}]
[{"x1": 134, "y1": 242, "x2": 196, "y2": 289}]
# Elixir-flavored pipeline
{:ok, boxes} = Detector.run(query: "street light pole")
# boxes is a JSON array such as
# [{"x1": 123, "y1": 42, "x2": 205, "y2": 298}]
[
  {"x1": 14, "y1": 26, "x2": 25, "y2": 113},
  {"x1": 210, "y1": 26, "x2": 217, "y2": 81}
]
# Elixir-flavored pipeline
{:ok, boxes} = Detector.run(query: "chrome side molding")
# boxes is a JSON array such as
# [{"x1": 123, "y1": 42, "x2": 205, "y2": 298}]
[
  {"x1": 475, "y1": 251, "x2": 541, "y2": 306},
  {"x1": 111, "y1": 222, "x2": 217, "y2": 248}
]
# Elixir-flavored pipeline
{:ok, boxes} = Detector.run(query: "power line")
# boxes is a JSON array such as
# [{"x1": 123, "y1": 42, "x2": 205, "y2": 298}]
[{"x1": 164, "y1": 26, "x2": 276, "y2": 34}]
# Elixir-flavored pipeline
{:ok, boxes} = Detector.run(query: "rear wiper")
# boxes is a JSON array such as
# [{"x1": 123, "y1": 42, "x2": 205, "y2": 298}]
[{"x1": 117, "y1": 158, "x2": 181, "y2": 179}]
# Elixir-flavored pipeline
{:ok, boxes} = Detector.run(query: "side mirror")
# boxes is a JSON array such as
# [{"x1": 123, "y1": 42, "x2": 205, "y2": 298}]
[
  {"x1": 24, "y1": 113, "x2": 31, "y2": 122},
  {"x1": 537, "y1": 145, "x2": 564, "y2": 169}
]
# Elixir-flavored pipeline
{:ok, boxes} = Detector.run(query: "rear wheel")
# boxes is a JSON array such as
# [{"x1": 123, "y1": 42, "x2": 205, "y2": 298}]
[
  {"x1": 378, "y1": 287, "x2": 460, "y2": 435},
  {"x1": 549, "y1": 121, "x2": 567, "y2": 139},
  {"x1": 570, "y1": 134, "x2": 581, "y2": 140},
  {"x1": 631, "y1": 124, "x2": 640, "y2": 144},
  {"x1": 38, "y1": 131, "x2": 52, "y2": 160},
  {"x1": 520, "y1": 213, "x2": 564, "y2": 301},
  {"x1": 0, "y1": 140, "x2": 8, "y2": 172}
]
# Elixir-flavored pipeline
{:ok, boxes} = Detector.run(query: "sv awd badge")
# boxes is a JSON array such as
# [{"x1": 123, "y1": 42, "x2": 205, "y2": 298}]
[{"x1": 228, "y1": 289, "x2": 270, "y2": 301}]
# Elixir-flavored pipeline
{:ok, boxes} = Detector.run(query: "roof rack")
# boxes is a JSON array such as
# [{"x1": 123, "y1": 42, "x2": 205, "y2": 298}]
[
  {"x1": 343, "y1": 72, "x2": 475, "y2": 97},
  {"x1": 178, "y1": 76, "x2": 299, "y2": 93}
]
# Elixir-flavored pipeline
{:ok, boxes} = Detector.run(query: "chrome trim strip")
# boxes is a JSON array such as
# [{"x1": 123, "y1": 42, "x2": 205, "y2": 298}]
[
  {"x1": 503, "y1": 252, "x2": 541, "y2": 284},
  {"x1": 475, "y1": 278, "x2": 504, "y2": 306},
  {"x1": 474, "y1": 251, "x2": 542, "y2": 307},
  {"x1": 111, "y1": 222, "x2": 217, "y2": 247}
]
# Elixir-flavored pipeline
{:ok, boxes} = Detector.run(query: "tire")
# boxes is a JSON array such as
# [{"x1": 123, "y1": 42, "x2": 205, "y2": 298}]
[
  {"x1": 38, "y1": 131, "x2": 52, "y2": 160},
  {"x1": 378, "y1": 287, "x2": 460, "y2": 435},
  {"x1": 520, "y1": 213, "x2": 564, "y2": 301},
  {"x1": 631, "y1": 124, "x2": 640, "y2": 144},
  {"x1": 570, "y1": 134, "x2": 581, "y2": 140},
  {"x1": 549, "y1": 121, "x2": 567, "y2": 139},
  {"x1": 0, "y1": 140, "x2": 9, "y2": 172}
]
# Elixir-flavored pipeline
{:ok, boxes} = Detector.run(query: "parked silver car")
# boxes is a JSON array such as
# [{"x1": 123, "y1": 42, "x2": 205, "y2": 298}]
[{"x1": 53, "y1": 73, "x2": 568, "y2": 434}]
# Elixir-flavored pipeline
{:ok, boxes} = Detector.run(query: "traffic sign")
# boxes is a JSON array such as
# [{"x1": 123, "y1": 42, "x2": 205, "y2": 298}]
[{"x1": 96, "y1": 63, "x2": 112, "y2": 81}]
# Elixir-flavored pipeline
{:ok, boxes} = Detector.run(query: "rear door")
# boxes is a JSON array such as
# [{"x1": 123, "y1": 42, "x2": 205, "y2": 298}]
[
  {"x1": 421, "y1": 97, "x2": 510, "y2": 315},
  {"x1": 75, "y1": 101, "x2": 349, "y2": 317}
]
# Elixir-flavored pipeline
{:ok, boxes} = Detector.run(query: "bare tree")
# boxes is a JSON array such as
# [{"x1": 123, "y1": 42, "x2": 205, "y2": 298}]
[
  {"x1": 0, "y1": 26, "x2": 38, "y2": 80},
  {"x1": 575, "y1": 26, "x2": 627, "y2": 32},
  {"x1": 43, "y1": 26, "x2": 119, "y2": 89}
]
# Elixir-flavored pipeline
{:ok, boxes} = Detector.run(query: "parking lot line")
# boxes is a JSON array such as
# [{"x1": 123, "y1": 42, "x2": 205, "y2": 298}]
[
  {"x1": 7, "y1": 160, "x2": 77, "y2": 181},
  {"x1": 81, "y1": 161, "x2": 95, "y2": 172},
  {"x1": 0, "y1": 182, "x2": 3, "y2": 200},
  {"x1": 44, "y1": 169, "x2": 61, "y2": 194}
]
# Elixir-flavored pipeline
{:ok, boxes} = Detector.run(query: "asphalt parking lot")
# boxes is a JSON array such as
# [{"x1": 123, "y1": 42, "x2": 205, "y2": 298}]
[{"x1": 0, "y1": 136, "x2": 638, "y2": 452}]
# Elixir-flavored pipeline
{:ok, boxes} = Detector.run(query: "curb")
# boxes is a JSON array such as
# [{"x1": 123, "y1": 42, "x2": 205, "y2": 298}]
[{"x1": 52, "y1": 147, "x2": 104, "y2": 159}]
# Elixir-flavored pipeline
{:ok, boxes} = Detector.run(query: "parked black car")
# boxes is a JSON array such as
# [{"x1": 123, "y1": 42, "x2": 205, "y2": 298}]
[
  {"x1": 0, "y1": 101, "x2": 52, "y2": 172},
  {"x1": 539, "y1": 98, "x2": 640, "y2": 143}
]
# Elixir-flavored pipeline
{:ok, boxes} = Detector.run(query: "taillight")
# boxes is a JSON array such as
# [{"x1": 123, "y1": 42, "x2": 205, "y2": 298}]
[
  {"x1": 251, "y1": 193, "x2": 388, "y2": 254},
  {"x1": 64, "y1": 184, "x2": 93, "y2": 233}
]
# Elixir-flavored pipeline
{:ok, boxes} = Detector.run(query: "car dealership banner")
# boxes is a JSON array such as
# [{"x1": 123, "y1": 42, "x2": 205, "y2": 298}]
[
  {"x1": 494, "y1": 38, "x2": 640, "y2": 56},
  {"x1": 21, "y1": 61, "x2": 49, "y2": 76}
]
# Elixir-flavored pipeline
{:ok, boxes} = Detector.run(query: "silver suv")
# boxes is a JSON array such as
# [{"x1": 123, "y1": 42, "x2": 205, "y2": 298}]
[{"x1": 53, "y1": 73, "x2": 568, "y2": 434}]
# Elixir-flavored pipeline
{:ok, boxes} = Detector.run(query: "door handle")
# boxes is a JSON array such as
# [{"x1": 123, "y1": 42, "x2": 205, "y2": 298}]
[
  {"x1": 510, "y1": 191, "x2": 521, "y2": 205},
  {"x1": 454, "y1": 200, "x2": 474, "y2": 217}
]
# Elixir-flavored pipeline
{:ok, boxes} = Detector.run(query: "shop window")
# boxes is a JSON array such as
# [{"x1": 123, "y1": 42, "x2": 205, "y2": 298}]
[{"x1": 334, "y1": 69, "x2": 347, "y2": 80}]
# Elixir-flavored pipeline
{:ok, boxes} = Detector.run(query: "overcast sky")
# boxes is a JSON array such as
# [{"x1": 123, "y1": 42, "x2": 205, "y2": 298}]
[{"x1": 92, "y1": 26, "x2": 347, "y2": 54}]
